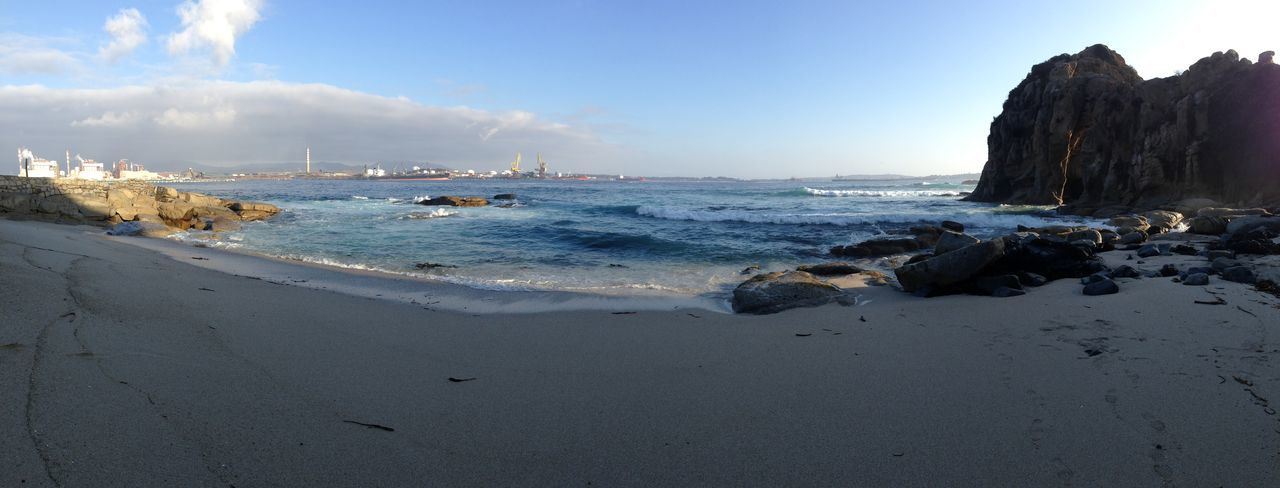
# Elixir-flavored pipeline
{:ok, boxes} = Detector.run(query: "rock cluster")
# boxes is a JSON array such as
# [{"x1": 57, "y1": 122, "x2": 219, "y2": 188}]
[
  {"x1": 966, "y1": 45, "x2": 1280, "y2": 212},
  {"x1": 0, "y1": 176, "x2": 279, "y2": 236}
]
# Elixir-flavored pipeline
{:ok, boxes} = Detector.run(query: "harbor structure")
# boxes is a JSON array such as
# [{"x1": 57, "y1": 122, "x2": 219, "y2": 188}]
[{"x1": 306, "y1": 147, "x2": 311, "y2": 174}]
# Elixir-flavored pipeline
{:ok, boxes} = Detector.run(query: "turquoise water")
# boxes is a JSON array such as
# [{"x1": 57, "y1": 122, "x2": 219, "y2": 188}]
[{"x1": 171, "y1": 178, "x2": 1097, "y2": 297}]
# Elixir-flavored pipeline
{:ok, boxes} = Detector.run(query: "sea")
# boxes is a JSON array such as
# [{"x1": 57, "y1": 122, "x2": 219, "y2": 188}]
[{"x1": 170, "y1": 177, "x2": 1100, "y2": 300}]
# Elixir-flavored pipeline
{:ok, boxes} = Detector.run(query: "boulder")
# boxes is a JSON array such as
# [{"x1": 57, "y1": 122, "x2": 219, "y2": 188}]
[
  {"x1": 1186, "y1": 216, "x2": 1228, "y2": 235},
  {"x1": 1119, "y1": 231, "x2": 1148, "y2": 245},
  {"x1": 993, "y1": 236, "x2": 1107, "y2": 280},
  {"x1": 1065, "y1": 229, "x2": 1103, "y2": 245},
  {"x1": 1211, "y1": 257, "x2": 1243, "y2": 272},
  {"x1": 795, "y1": 262, "x2": 863, "y2": 276},
  {"x1": 1109, "y1": 265, "x2": 1141, "y2": 279},
  {"x1": 1136, "y1": 244, "x2": 1167, "y2": 258},
  {"x1": 1182, "y1": 273, "x2": 1210, "y2": 286},
  {"x1": 492, "y1": 193, "x2": 517, "y2": 200},
  {"x1": 227, "y1": 201, "x2": 282, "y2": 221},
  {"x1": 1159, "y1": 264, "x2": 1180, "y2": 277},
  {"x1": 934, "y1": 231, "x2": 980, "y2": 256},
  {"x1": 832, "y1": 237, "x2": 921, "y2": 257},
  {"x1": 416, "y1": 196, "x2": 489, "y2": 207},
  {"x1": 1221, "y1": 266, "x2": 1256, "y2": 284},
  {"x1": 731, "y1": 271, "x2": 845, "y2": 314},
  {"x1": 941, "y1": 220, "x2": 964, "y2": 232},
  {"x1": 1198, "y1": 207, "x2": 1270, "y2": 218},
  {"x1": 893, "y1": 239, "x2": 1005, "y2": 293},
  {"x1": 1226, "y1": 216, "x2": 1280, "y2": 237},
  {"x1": 1141, "y1": 210, "x2": 1183, "y2": 232},
  {"x1": 1083, "y1": 278, "x2": 1119, "y2": 296},
  {"x1": 973, "y1": 274, "x2": 1022, "y2": 295},
  {"x1": 1108, "y1": 216, "x2": 1150, "y2": 234},
  {"x1": 1018, "y1": 272, "x2": 1049, "y2": 287},
  {"x1": 1170, "y1": 244, "x2": 1199, "y2": 256}
]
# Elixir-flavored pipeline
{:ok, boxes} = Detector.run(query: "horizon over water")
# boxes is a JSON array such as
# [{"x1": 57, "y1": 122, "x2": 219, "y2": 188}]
[{"x1": 171, "y1": 177, "x2": 1101, "y2": 300}]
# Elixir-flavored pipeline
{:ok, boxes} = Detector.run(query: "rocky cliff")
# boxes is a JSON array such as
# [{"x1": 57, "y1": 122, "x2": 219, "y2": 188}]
[
  {"x1": 0, "y1": 176, "x2": 279, "y2": 235},
  {"x1": 966, "y1": 45, "x2": 1280, "y2": 214}
]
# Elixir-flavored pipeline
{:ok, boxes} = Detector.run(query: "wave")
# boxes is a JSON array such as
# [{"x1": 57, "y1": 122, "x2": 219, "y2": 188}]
[
  {"x1": 412, "y1": 195, "x2": 431, "y2": 204},
  {"x1": 351, "y1": 195, "x2": 369, "y2": 200},
  {"x1": 636, "y1": 205, "x2": 1096, "y2": 229},
  {"x1": 804, "y1": 187, "x2": 962, "y2": 197},
  {"x1": 401, "y1": 209, "x2": 458, "y2": 219}
]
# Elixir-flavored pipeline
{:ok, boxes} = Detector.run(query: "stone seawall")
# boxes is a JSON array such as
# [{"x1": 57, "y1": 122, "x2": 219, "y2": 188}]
[{"x1": 0, "y1": 175, "x2": 279, "y2": 235}]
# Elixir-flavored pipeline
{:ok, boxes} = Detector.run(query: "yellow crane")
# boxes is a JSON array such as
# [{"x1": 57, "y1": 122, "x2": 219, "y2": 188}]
[{"x1": 510, "y1": 152, "x2": 522, "y2": 173}]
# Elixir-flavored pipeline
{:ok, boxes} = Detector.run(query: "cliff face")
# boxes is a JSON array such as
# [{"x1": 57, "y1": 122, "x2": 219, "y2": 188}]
[{"x1": 966, "y1": 45, "x2": 1280, "y2": 213}]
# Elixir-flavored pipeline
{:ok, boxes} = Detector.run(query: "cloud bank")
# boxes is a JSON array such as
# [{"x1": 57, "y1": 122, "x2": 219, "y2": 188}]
[
  {"x1": 1, "y1": 81, "x2": 620, "y2": 172},
  {"x1": 99, "y1": 8, "x2": 149, "y2": 62},
  {"x1": 167, "y1": 0, "x2": 263, "y2": 67}
]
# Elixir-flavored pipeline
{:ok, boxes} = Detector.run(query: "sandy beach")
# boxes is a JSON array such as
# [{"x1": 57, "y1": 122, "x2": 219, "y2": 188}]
[{"x1": 1, "y1": 218, "x2": 1278, "y2": 486}]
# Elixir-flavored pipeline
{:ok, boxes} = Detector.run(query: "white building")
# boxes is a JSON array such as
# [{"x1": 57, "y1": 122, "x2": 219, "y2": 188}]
[
  {"x1": 72, "y1": 155, "x2": 105, "y2": 180},
  {"x1": 17, "y1": 148, "x2": 61, "y2": 178}
]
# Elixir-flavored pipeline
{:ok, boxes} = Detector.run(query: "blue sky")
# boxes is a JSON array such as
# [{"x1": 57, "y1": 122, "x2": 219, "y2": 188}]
[{"x1": 1, "y1": 0, "x2": 1276, "y2": 177}]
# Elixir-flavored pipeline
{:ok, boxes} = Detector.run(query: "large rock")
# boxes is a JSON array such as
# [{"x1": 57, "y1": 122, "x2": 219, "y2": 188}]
[
  {"x1": 1186, "y1": 215, "x2": 1228, "y2": 235},
  {"x1": 991, "y1": 235, "x2": 1108, "y2": 280},
  {"x1": 1225, "y1": 216, "x2": 1280, "y2": 237},
  {"x1": 934, "y1": 231, "x2": 980, "y2": 255},
  {"x1": 731, "y1": 271, "x2": 845, "y2": 314},
  {"x1": 831, "y1": 237, "x2": 921, "y2": 257},
  {"x1": 1141, "y1": 210, "x2": 1184, "y2": 232},
  {"x1": 965, "y1": 45, "x2": 1280, "y2": 209},
  {"x1": 894, "y1": 239, "x2": 1006, "y2": 293},
  {"x1": 417, "y1": 196, "x2": 489, "y2": 207}
]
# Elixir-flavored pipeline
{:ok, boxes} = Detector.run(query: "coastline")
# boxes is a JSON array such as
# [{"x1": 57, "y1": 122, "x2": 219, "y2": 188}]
[{"x1": 4, "y1": 217, "x2": 1280, "y2": 485}]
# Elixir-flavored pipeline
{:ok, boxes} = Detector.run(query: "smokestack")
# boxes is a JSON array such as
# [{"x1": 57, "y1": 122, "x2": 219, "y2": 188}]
[{"x1": 306, "y1": 147, "x2": 311, "y2": 175}]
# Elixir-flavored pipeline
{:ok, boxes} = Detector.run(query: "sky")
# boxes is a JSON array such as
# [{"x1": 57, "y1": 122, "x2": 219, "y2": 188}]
[{"x1": 0, "y1": 0, "x2": 1277, "y2": 178}]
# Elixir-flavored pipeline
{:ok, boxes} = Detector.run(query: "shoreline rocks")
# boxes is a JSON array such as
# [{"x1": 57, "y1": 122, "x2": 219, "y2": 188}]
[{"x1": 0, "y1": 175, "x2": 279, "y2": 235}]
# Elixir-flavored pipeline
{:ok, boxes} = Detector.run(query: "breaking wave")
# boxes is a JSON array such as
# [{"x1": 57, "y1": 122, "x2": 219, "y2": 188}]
[
  {"x1": 804, "y1": 187, "x2": 962, "y2": 197},
  {"x1": 402, "y1": 209, "x2": 458, "y2": 219},
  {"x1": 636, "y1": 205, "x2": 1093, "y2": 229}
]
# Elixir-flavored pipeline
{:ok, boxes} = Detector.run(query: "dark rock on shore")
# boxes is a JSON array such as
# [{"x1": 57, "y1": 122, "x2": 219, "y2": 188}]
[
  {"x1": 831, "y1": 237, "x2": 921, "y2": 257},
  {"x1": 966, "y1": 45, "x2": 1280, "y2": 210},
  {"x1": 1083, "y1": 277, "x2": 1119, "y2": 296},
  {"x1": 894, "y1": 239, "x2": 1005, "y2": 293},
  {"x1": 731, "y1": 271, "x2": 845, "y2": 314},
  {"x1": 1183, "y1": 273, "x2": 1210, "y2": 286},
  {"x1": 492, "y1": 193, "x2": 517, "y2": 200}
]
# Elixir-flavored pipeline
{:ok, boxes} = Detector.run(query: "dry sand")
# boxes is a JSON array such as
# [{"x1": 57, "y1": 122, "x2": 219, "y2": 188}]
[{"x1": 3, "y1": 218, "x2": 1280, "y2": 486}]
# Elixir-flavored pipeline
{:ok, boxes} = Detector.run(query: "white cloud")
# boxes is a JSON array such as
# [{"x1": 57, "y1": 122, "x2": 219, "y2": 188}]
[
  {"x1": 0, "y1": 81, "x2": 621, "y2": 171},
  {"x1": 0, "y1": 34, "x2": 80, "y2": 75},
  {"x1": 71, "y1": 111, "x2": 141, "y2": 128},
  {"x1": 98, "y1": 8, "x2": 149, "y2": 63},
  {"x1": 166, "y1": 0, "x2": 263, "y2": 67}
]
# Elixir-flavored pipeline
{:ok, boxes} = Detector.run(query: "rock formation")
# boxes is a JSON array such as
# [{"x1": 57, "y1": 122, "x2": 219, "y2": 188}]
[
  {"x1": 0, "y1": 176, "x2": 279, "y2": 234},
  {"x1": 966, "y1": 45, "x2": 1280, "y2": 213}
]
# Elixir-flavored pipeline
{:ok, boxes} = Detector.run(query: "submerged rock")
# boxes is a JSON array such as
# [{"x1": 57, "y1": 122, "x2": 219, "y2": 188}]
[
  {"x1": 417, "y1": 196, "x2": 490, "y2": 207},
  {"x1": 831, "y1": 237, "x2": 921, "y2": 257},
  {"x1": 731, "y1": 271, "x2": 845, "y2": 315}
]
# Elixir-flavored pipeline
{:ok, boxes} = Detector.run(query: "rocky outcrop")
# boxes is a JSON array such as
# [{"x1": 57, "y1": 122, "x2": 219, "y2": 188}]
[
  {"x1": 0, "y1": 176, "x2": 279, "y2": 234},
  {"x1": 967, "y1": 45, "x2": 1280, "y2": 212},
  {"x1": 417, "y1": 196, "x2": 490, "y2": 207}
]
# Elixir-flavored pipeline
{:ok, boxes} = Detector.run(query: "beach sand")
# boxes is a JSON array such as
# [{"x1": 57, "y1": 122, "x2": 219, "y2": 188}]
[{"x1": 3, "y1": 218, "x2": 1279, "y2": 486}]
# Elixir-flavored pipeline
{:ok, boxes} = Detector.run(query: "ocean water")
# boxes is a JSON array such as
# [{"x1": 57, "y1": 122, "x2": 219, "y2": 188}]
[{"x1": 170, "y1": 178, "x2": 1098, "y2": 298}]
